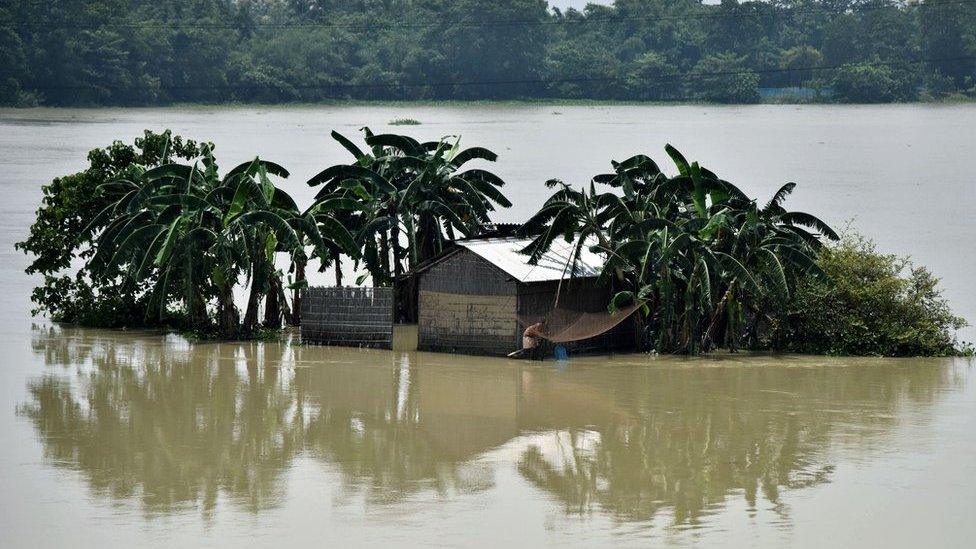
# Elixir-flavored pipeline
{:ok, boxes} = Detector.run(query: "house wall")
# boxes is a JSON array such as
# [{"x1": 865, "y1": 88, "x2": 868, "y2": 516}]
[
  {"x1": 517, "y1": 278, "x2": 636, "y2": 355},
  {"x1": 418, "y1": 249, "x2": 519, "y2": 356}
]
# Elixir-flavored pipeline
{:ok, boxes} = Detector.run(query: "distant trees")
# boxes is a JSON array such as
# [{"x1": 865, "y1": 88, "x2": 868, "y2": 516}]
[
  {"x1": 2, "y1": 0, "x2": 974, "y2": 105},
  {"x1": 831, "y1": 61, "x2": 915, "y2": 103},
  {"x1": 919, "y1": 0, "x2": 976, "y2": 88},
  {"x1": 691, "y1": 53, "x2": 761, "y2": 103}
]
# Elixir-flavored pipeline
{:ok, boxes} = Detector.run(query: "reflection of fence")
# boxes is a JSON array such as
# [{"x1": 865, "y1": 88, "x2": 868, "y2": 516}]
[{"x1": 300, "y1": 287, "x2": 393, "y2": 348}]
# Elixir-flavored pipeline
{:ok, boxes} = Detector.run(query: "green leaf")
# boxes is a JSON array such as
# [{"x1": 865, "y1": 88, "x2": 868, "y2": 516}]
[
  {"x1": 665, "y1": 144, "x2": 690, "y2": 176},
  {"x1": 365, "y1": 133, "x2": 423, "y2": 156},
  {"x1": 308, "y1": 164, "x2": 394, "y2": 193},
  {"x1": 318, "y1": 215, "x2": 360, "y2": 259},
  {"x1": 781, "y1": 211, "x2": 839, "y2": 240},
  {"x1": 451, "y1": 146, "x2": 498, "y2": 167},
  {"x1": 155, "y1": 218, "x2": 182, "y2": 266},
  {"x1": 225, "y1": 158, "x2": 290, "y2": 183},
  {"x1": 331, "y1": 130, "x2": 366, "y2": 160},
  {"x1": 230, "y1": 210, "x2": 302, "y2": 251},
  {"x1": 142, "y1": 163, "x2": 192, "y2": 182}
]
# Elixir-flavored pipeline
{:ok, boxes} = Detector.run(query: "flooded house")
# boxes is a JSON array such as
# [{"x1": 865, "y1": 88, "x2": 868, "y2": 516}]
[
  {"x1": 301, "y1": 234, "x2": 637, "y2": 357},
  {"x1": 409, "y1": 236, "x2": 636, "y2": 356}
]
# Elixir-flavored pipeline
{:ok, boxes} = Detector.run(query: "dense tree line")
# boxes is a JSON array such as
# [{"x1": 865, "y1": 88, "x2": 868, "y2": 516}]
[{"x1": 1, "y1": 0, "x2": 974, "y2": 105}]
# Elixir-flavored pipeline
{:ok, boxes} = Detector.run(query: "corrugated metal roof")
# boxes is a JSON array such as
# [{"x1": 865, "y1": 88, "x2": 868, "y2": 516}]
[{"x1": 457, "y1": 236, "x2": 605, "y2": 283}]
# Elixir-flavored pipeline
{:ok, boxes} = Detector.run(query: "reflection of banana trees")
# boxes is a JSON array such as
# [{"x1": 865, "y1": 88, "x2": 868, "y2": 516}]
[
  {"x1": 515, "y1": 362, "x2": 954, "y2": 524},
  {"x1": 20, "y1": 328, "x2": 489, "y2": 513},
  {"x1": 20, "y1": 336, "x2": 300, "y2": 516},
  {"x1": 21, "y1": 328, "x2": 959, "y2": 523}
]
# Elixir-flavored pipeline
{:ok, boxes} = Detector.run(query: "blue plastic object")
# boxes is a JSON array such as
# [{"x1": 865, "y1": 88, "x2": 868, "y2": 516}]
[{"x1": 553, "y1": 345, "x2": 568, "y2": 360}]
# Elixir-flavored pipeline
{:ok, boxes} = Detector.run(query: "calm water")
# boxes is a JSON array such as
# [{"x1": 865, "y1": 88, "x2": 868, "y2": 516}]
[{"x1": 1, "y1": 105, "x2": 975, "y2": 547}]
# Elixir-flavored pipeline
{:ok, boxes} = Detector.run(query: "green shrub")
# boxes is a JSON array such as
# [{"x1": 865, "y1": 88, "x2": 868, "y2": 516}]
[{"x1": 768, "y1": 234, "x2": 969, "y2": 356}]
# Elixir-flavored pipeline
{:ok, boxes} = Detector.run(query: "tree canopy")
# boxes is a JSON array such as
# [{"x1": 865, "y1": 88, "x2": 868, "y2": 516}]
[{"x1": 2, "y1": 0, "x2": 975, "y2": 105}]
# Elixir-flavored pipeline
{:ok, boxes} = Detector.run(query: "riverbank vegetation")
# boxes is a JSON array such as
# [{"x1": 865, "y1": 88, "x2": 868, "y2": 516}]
[
  {"x1": 17, "y1": 128, "x2": 969, "y2": 355},
  {"x1": 2, "y1": 1, "x2": 974, "y2": 106}
]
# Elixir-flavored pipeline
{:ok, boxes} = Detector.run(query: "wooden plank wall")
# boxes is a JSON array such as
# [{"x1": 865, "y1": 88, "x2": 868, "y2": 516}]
[
  {"x1": 300, "y1": 286, "x2": 393, "y2": 348},
  {"x1": 417, "y1": 250, "x2": 519, "y2": 356}
]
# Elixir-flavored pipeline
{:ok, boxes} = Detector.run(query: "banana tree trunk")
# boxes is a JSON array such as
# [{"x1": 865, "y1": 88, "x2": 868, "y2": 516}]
[
  {"x1": 379, "y1": 231, "x2": 390, "y2": 278},
  {"x1": 703, "y1": 288, "x2": 734, "y2": 351},
  {"x1": 417, "y1": 214, "x2": 439, "y2": 264},
  {"x1": 278, "y1": 282, "x2": 292, "y2": 327},
  {"x1": 289, "y1": 255, "x2": 306, "y2": 326},
  {"x1": 218, "y1": 283, "x2": 239, "y2": 338},
  {"x1": 390, "y1": 202, "x2": 402, "y2": 279},
  {"x1": 243, "y1": 263, "x2": 262, "y2": 336},
  {"x1": 263, "y1": 274, "x2": 282, "y2": 328},
  {"x1": 184, "y1": 251, "x2": 208, "y2": 329}
]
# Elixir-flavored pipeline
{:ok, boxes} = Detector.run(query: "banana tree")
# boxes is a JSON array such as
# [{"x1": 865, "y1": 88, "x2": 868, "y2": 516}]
[
  {"x1": 82, "y1": 151, "x2": 330, "y2": 337},
  {"x1": 309, "y1": 128, "x2": 509, "y2": 285},
  {"x1": 522, "y1": 145, "x2": 837, "y2": 354}
]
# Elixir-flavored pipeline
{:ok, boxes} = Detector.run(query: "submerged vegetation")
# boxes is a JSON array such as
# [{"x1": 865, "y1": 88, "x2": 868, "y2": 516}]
[
  {"x1": 769, "y1": 234, "x2": 971, "y2": 356},
  {"x1": 519, "y1": 146, "x2": 969, "y2": 356},
  {"x1": 17, "y1": 128, "x2": 968, "y2": 355},
  {"x1": 17, "y1": 129, "x2": 508, "y2": 338},
  {"x1": 2, "y1": 1, "x2": 975, "y2": 106},
  {"x1": 520, "y1": 145, "x2": 840, "y2": 354}
]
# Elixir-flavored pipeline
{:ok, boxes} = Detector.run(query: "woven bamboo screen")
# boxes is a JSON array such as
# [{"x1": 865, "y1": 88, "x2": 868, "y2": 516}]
[{"x1": 300, "y1": 286, "x2": 393, "y2": 348}]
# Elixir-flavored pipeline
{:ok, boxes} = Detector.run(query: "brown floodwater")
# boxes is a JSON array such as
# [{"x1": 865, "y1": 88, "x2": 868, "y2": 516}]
[{"x1": 2, "y1": 105, "x2": 976, "y2": 547}]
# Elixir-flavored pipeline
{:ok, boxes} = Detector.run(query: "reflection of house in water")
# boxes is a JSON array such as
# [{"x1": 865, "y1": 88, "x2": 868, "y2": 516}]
[{"x1": 21, "y1": 326, "x2": 958, "y2": 525}]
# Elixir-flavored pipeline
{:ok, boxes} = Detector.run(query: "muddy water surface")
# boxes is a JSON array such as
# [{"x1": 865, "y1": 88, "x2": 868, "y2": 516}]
[{"x1": 2, "y1": 105, "x2": 975, "y2": 547}]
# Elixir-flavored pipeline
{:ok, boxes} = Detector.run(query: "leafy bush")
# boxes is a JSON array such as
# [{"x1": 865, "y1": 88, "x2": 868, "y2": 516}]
[{"x1": 768, "y1": 234, "x2": 969, "y2": 356}]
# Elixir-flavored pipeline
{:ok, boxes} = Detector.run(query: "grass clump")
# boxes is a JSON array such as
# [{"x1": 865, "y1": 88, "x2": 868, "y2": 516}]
[{"x1": 389, "y1": 118, "x2": 421, "y2": 126}]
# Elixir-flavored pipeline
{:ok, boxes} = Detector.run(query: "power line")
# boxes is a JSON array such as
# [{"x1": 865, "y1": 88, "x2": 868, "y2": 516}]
[
  {"x1": 15, "y1": 55, "x2": 974, "y2": 93},
  {"x1": 14, "y1": 0, "x2": 976, "y2": 32}
]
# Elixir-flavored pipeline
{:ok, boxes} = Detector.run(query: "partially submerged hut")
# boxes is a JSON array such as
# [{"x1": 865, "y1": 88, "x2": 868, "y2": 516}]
[{"x1": 410, "y1": 236, "x2": 636, "y2": 356}]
